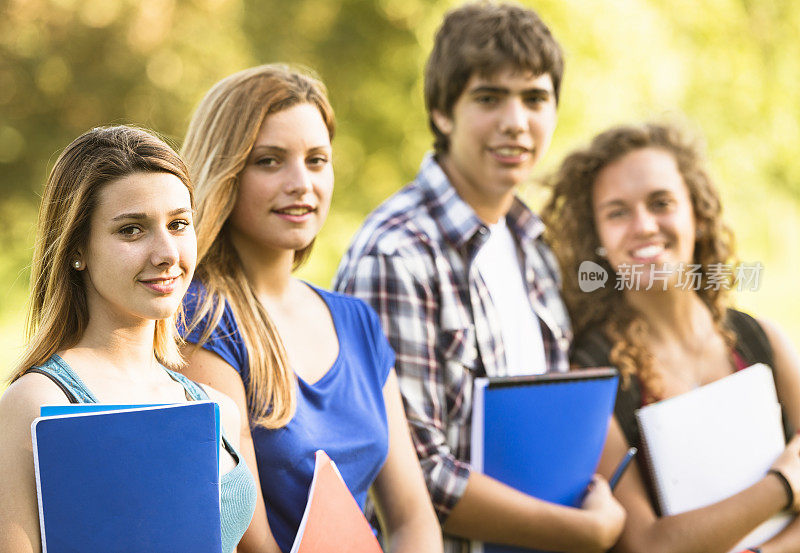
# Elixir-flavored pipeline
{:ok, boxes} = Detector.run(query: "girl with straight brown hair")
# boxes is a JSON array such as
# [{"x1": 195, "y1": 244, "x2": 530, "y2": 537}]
[{"x1": 0, "y1": 125, "x2": 256, "y2": 553}]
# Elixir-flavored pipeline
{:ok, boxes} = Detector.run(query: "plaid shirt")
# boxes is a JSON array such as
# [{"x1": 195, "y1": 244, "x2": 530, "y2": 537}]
[{"x1": 333, "y1": 154, "x2": 571, "y2": 553}]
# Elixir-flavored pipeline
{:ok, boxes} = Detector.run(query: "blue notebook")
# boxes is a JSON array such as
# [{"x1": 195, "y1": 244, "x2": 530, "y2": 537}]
[
  {"x1": 40, "y1": 402, "x2": 222, "y2": 469},
  {"x1": 31, "y1": 402, "x2": 222, "y2": 553},
  {"x1": 470, "y1": 368, "x2": 619, "y2": 553}
]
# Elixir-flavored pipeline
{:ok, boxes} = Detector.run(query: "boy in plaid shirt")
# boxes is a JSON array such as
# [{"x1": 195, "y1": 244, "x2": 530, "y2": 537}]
[{"x1": 334, "y1": 3, "x2": 625, "y2": 552}]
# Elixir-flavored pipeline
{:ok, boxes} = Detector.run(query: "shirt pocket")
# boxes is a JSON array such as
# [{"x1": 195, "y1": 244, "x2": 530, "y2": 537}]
[
  {"x1": 437, "y1": 325, "x2": 478, "y2": 426},
  {"x1": 437, "y1": 326, "x2": 477, "y2": 369}
]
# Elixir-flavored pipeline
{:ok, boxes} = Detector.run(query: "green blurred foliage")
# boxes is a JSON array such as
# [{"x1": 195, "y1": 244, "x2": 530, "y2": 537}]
[{"x1": 2, "y1": 0, "x2": 800, "y2": 381}]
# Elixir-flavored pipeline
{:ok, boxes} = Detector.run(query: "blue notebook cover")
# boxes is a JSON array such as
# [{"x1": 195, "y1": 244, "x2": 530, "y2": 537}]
[
  {"x1": 40, "y1": 402, "x2": 222, "y2": 469},
  {"x1": 470, "y1": 368, "x2": 619, "y2": 553},
  {"x1": 32, "y1": 402, "x2": 222, "y2": 553}
]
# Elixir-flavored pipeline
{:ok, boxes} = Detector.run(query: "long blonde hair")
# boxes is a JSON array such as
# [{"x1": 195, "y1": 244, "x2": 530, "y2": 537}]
[
  {"x1": 181, "y1": 64, "x2": 335, "y2": 429},
  {"x1": 543, "y1": 123, "x2": 735, "y2": 401},
  {"x1": 10, "y1": 125, "x2": 194, "y2": 383}
]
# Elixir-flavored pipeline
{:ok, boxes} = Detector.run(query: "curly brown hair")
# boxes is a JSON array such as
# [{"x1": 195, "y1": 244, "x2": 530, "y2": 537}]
[{"x1": 542, "y1": 123, "x2": 736, "y2": 401}]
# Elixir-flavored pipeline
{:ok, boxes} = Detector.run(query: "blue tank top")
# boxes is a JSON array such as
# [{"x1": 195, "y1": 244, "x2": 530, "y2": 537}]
[
  {"x1": 28, "y1": 355, "x2": 257, "y2": 553},
  {"x1": 182, "y1": 281, "x2": 394, "y2": 553}
]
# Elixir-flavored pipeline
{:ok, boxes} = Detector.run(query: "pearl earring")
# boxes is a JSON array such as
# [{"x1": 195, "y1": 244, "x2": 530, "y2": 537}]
[
  {"x1": 595, "y1": 247, "x2": 607, "y2": 258},
  {"x1": 73, "y1": 260, "x2": 81, "y2": 269}
]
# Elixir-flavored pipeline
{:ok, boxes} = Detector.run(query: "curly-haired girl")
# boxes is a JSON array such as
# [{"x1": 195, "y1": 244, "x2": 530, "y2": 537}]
[{"x1": 544, "y1": 122, "x2": 800, "y2": 553}]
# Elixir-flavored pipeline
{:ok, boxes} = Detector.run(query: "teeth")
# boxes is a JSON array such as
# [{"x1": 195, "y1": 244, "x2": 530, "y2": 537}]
[
  {"x1": 279, "y1": 208, "x2": 311, "y2": 215},
  {"x1": 494, "y1": 147, "x2": 527, "y2": 157},
  {"x1": 633, "y1": 245, "x2": 664, "y2": 258}
]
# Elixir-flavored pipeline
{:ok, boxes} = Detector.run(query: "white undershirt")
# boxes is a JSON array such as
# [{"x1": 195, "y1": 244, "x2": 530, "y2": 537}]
[{"x1": 474, "y1": 218, "x2": 547, "y2": 375}]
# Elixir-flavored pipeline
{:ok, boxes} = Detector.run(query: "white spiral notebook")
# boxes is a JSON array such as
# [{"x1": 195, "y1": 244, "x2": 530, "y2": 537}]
[{"x1": 636, "y1": 363, "x2": 792, "y2": 552}]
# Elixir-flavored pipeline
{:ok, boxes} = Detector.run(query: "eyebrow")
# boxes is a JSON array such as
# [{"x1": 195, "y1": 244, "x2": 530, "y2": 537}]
[
  {"x1": 248, "y1": 145, "x2": 332, "y2": 162},
  {"x1": 250, "y1": 145, "x2": 287, "y2": 155},
  {"x1": 250, "y1": 145, "x2": 331, "y2": 154},
  {"x1": 597, "y1": 190, "x2": 676, "y2": 210},
  {"x1": 596, "y1": 199, "x2": 627, "y2": 211},
  {"x1": 468, "y1": 85, "x2": 552, "y2": 96},
  {"x1": 112, "y1": 207, "x2": 192, "y2": 221}
]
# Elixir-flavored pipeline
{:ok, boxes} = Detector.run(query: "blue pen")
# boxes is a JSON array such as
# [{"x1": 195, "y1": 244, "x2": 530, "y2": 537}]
[{"x1": 609, "y1": 447, "x2": 637, "y2": 490}]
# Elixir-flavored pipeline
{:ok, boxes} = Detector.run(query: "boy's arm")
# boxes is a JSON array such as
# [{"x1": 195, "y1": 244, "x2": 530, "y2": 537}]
[
  {"x1": 445, "y1": 471, "x2": 622, "y2": 553},
  {"x1": 335, "y1": 253, "x2": 624, "y2": 552}
]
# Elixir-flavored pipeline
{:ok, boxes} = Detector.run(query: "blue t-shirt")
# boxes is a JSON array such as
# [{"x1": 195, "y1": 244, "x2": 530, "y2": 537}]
[{"x1": 182, "y1": 280, "x2": 394, "y2": 553}]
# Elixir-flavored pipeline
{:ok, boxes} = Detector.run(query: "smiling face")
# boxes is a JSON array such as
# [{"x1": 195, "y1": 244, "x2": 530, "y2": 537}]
[
  {"x1": 228, "y1": 102, "x2": 333, "y2": 261},
  {"x1": 80, "y1": 171, "x2": 196, "y2": 325},
  {"x1": 592, "y1": 147, "x2": 697, "y2": 289},
  {"x1": 432, "y1": 67, "x2": 557, "y2": 222}
]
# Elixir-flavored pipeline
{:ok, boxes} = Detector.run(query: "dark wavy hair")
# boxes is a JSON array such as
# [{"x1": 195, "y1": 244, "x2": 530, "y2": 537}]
[
  {"x1": 424, "y1": 1, "x2": 564, "y2": 155},
  {"x1": 542, "y1": 123, "x2": 736, "y2": 401}
]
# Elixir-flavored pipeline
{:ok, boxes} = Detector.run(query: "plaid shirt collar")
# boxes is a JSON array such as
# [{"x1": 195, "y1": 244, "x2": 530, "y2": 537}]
[{"x1": 416, "y1": 153, "x2": 545, "y2": 251}]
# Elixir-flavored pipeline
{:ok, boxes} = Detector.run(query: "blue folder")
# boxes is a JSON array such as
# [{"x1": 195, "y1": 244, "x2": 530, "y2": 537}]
[
  {"x1": 470, "y1": 368, "x2": 619, "y2": 553},
  {"x1": 32, "y1": 402, "x2": 222, "y2": 553},
  {"x1": 40, "y1": 402, "x2": 222, "y2": 469}
]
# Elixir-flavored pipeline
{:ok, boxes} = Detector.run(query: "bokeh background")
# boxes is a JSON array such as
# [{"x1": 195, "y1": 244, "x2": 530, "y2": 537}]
[{"x1": 2, "y1": 0, "x2": 800, "y2": 383}]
